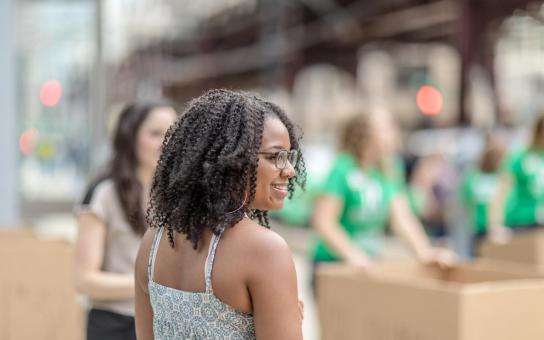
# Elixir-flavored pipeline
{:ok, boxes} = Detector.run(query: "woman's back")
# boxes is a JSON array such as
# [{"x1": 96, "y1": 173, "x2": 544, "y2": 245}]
[
  {"x1": 146, "y1": 220, "x2": 262, "y2": 339},
  {"x1": 136, "y1": 217, "x2": 302, "y2": 339}
]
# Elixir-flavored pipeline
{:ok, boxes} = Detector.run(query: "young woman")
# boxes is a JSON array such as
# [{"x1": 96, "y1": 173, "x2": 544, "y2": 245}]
[
  {"x1": 135, "y1": 90, "x2": 306, "y2": 339},
  {"x1": 311, "y1": 113, "x2": 455, "y2": 274},
  {"x1": 74, "y1": 102, "x2": 177, "y2": 340}
]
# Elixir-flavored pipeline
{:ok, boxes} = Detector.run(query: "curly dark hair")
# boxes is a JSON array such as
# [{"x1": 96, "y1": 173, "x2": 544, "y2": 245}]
[
  {"x1": 109, "y1": 101, "x2": 175, "y2": 236},
  {"x1": 147, "y1": 89, "x2": 306, "y2": 248}
]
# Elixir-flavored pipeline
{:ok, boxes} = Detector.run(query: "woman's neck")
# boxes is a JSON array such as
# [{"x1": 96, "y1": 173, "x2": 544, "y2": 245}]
[{"x1": 358, "y1": 152, "x2": 377, "y2": 170}]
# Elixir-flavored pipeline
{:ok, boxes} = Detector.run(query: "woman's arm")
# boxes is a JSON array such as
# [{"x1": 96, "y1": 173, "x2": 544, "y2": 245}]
[
  {"x1": 134, "y1": 229, "x2": 155, "y2": 340},
  {"x1": 390, "y1": 195, "x2": 456, "y2": 266},
  {"x1": 390, "y1": 195, "x2": 434, "y2": 261},
  {"x1": 312, "y1": 195, "x2": 371, "y2": 266},
  {"x1": 73, "y1": 212, "x2": 134, "y2": 300},
  {"x1": 247, "y1": 231, "x2": 303, "y2": 340}
]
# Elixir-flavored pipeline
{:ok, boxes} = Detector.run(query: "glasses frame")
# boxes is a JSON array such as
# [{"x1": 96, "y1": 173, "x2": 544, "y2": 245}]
[{"x1": 258, "y1": 149, "x2": 299, "y2": 170}]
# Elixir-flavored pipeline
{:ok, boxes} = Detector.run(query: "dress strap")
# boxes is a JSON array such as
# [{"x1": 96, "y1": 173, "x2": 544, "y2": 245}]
[
  {"x1": 204, "y1": 228, "x2": 225, "y2": 293},
  {"x1": 147, "y1": 227, "x2": 165, "y2": 281}
]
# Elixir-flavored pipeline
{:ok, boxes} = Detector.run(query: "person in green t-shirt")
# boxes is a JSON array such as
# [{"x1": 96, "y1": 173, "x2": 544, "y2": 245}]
[
  {"x1": 488, "y1": 114, "x2": 544, "y2": 243},
  {"x1": 311, "y1": 113, "x2": 456, "y2": 280},
  {"x1": 460, "y1": 132, "x2": 506, "y2": 255}
]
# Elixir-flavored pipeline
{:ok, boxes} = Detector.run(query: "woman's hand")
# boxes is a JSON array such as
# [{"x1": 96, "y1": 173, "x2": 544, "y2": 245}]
[
  {"x1": 345, "y1": 251, "x2": 373, "y2": 268},
  {"x1": 487, "y1": 225, "x2": 513, "y2": 245},
  {"x1": 390, "y1": 196, "x2": 457, "y2": 267},
  {"x1": 419, "y1": 247, "x2": 457, "y2": 268}
]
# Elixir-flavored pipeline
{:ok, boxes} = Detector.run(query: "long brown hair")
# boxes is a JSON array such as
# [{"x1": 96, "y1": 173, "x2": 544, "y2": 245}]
[
  {"x1": 110, "y1": 101, "x2": 174, "y2": 235},
  {"x1": 530, "y1": 114, "x2": 544, "y2": 149}
]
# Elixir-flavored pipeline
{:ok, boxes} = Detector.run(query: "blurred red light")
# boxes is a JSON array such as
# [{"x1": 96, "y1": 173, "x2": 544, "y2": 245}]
[
  {"x1": 39, "y1": 80, "x2": 62, "y2": 107},
  {"x1": 19, "y1": 128, "x2": 39, "y2": 155},
  {"x1": 416, "y1": 85, "x2": 443, "y2": 115}
]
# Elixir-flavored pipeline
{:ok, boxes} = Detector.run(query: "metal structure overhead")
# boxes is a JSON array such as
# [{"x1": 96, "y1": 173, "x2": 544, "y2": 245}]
[{"x1": 112, "y1": 0, "x2": 543, "y2": 124}]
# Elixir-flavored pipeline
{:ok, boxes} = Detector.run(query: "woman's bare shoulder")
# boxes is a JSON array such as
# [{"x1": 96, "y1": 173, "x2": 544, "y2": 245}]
[
  {"x1": 225, "y1": 218, "x2": 291, "y2": 256},
  {"x1": 221, "y1": 219, "x2": 295, "y2": 285}
]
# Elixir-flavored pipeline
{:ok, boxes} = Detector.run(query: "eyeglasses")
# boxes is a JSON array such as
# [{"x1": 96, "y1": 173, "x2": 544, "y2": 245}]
[{"x1": 258, "y1": 149, "x2": 299, "y2": 170}]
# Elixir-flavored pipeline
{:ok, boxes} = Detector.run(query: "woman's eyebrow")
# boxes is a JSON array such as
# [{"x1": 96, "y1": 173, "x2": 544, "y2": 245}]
[{"x1": 261, "y1": 145, "x2": 287, "y2": 152}]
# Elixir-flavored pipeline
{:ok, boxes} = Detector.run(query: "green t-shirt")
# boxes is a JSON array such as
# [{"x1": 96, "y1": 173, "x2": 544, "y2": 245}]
[
  {"x1": 389, "y1": 156, "x2": 406, "y2": 189},
  {"x1": 312, "y1": 153, "x2": 401, "y2": 261},
  {"x1": 460, "y1": 169, "x2": 500, "y2": 234},
  {"x1": 503, "y1": 149, "x2": 544, "y2": 226}
]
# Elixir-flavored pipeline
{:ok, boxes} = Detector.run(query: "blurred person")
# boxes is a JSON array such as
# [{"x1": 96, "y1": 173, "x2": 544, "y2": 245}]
[
  {"x1": 311, "y1": 113, "x2": 455, "y2": 285},
  {"x1": 460, "y1": 132, "x2": 506, "y2": 255},
  {"x1": 74, "y1": 102, "x2": 178, "y2": 340},
  {"x1": 409, "y1": 153, "x2": 450, "y2": 238},
  {"x1": 135, "y1": 90, "x2": 306, "y2": 339},
  {"x1": 488, "y1": 114, "x2": 544, "y2": 243}
]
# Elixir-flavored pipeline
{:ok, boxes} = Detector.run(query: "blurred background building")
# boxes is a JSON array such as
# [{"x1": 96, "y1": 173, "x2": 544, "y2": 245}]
[{"x1": 4, "y1": 0, "x2": 544, "y2": 228}]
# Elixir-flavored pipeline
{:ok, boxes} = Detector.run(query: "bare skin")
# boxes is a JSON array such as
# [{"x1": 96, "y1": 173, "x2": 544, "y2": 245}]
[{"x1": 135, "y1": 219, "x2": 302, "y2": 340}]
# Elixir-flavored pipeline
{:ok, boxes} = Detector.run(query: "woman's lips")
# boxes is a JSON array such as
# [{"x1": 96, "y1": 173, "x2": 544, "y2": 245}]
[{"x1": 272, "y1": 183, "x2": 288, "y2": 198}]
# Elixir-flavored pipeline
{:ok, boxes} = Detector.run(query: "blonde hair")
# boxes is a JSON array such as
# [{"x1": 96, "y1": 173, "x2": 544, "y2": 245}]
[
  {"x1": 339, "y1": 113, "x2": 391, "y2": 174},
  {"x1": 530, "y1": 113, "x2": 544, "y2": 149},
  {"x1": 479, "y1": 131, "x2": 506, "y2": 173}
]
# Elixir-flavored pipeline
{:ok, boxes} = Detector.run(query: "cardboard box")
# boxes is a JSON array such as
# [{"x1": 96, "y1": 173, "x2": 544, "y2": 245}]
[
  {"x1": 0, "y1": 229, "x2": 84, "y2": 340},
  {"x1": 0, "y1": 227, "x2": 35, "y2": 240},
  {"x1": 317, "y1": 262, "x2": 544, "y2": 340},
  {"x1": 479, "y1": 229, "x2": 544, "y2": 266}
]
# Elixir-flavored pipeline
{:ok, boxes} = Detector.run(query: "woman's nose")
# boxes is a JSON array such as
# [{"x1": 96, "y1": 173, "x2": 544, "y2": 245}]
[{"x1": 281, "y1": 160, "x2": 296, "y2": 178}]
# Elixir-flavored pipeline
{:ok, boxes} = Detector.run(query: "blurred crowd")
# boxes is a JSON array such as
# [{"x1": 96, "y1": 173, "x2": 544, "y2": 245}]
[{"x1": 275, "y1": 110, "x2": 544, "y2": 261}]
